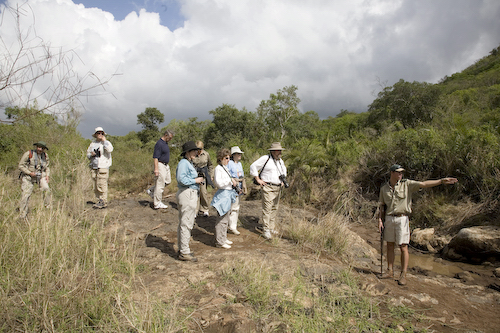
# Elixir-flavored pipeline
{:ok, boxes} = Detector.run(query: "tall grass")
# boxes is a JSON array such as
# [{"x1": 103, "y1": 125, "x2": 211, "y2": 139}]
[{"x1": 0, "y1": 167, "x2": 183, "y2": 332}]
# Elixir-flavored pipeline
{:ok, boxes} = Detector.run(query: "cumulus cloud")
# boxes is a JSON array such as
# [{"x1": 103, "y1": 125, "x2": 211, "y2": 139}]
[{"x1": 1, "y1": 0, "x2": 499, "y2": 137}]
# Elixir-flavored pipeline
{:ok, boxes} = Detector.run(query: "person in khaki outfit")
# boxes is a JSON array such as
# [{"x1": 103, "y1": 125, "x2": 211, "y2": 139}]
[
  {"x1": 378, "y1": 164, "x2": 458, "y2": 286},
  {"x1": 192, "y1": 141, "x2": 213, "y2": 216},
  {"x1": 250, "y1": 142, "x2": 288, "y2": 240},
  {"x1": 86, "y1": 127, "x2": 113, "y2": 209},
  {"x1": 18, "y1": 141, "x2": 51, "y2": 218}
]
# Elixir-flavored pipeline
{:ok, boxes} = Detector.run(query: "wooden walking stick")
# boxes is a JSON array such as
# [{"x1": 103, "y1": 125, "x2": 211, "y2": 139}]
[
  {"x1": 379, "y1": 203, "x2": 386, "y2": 275},
  {"x1": 380, "y1": 223, "x2": 384, "y2": 275}
]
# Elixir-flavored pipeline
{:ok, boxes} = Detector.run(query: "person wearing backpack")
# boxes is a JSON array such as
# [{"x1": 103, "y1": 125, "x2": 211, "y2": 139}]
[{"x1": 18, "y1": 141, "x2": 51, "y2": 219}]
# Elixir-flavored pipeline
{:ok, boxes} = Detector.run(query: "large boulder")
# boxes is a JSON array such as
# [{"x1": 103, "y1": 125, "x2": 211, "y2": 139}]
[{"x1": 442, "y1": 226, "x2": 500, "y2": 263}]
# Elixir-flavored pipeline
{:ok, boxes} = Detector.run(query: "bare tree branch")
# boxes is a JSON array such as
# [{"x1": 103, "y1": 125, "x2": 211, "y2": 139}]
[{"x1": 0, "y1": 2, "x2": 115, "y2": 124}]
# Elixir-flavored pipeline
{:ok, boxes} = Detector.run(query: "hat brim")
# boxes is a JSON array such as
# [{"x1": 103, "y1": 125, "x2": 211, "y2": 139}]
[{"x1": 393, "y1": 168, "x2": 404, "y2": 172}]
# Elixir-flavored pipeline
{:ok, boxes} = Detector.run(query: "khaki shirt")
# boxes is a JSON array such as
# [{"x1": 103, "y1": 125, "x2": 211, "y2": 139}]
[
  {"x1": 18, "y1": 150, "x2": 50, "y2": 177},
  {"x1": 379, "y1": 179, "x2": 421, "y2": 215},
  {"x1": 192, "y1": 150, "x2": 213, "y2": 176}
]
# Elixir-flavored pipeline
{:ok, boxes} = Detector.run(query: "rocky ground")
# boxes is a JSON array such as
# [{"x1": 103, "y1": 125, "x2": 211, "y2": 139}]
[{"x1": 88, "y1": 192, "x2": 500, "y2": 332}]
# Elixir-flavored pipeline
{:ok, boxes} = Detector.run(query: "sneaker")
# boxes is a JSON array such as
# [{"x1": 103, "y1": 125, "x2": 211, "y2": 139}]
[
  {"x1": 398, "y1": 272, "x2": 407, "y2": 286},
  {"x1": 216, "y1": 243, "x2": 231, "y2": 249},
  {"x1": 379, "y1": 269, "x2": 394, "y2": 279},
  {"x1": 154, "y1": 202, "x2": 168, "y2": 209},
  {"x1": 262, "y1": 230, "x2": 272, "y2": 240},
  {"x1": 178, "y1": 252, "x2": 198, "y2": 262},
  {"x1": 271, "y1": 229, "x2": 279, "y2": 235},
  {"x1": 225, "y1": 239, "x2": 233, "y2": 245},
  {"x1": 146, "y1": 188, "x2": 154, "y2": 199},
  {"x1": 229, "y1": 228, "x2": 240, "y2": 235},
  {"x1": 93, "y1": 199, "x2": 107, "y2": 209}
]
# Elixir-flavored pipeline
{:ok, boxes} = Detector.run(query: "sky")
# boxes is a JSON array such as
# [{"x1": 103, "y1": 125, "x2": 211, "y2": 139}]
[{"x1": 1, "y1": 0, "x2": 499, "y2": 138}]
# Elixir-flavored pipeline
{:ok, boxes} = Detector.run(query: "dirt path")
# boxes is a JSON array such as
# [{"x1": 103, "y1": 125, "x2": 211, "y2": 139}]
[{"x1": 90, "y1": 193, "x2": 500, "y2": 332}]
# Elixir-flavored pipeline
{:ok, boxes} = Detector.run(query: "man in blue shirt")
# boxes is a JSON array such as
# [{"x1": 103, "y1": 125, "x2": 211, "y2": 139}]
[{"x1": 147, "y1": 130, "x2": 173, "y2": 209}]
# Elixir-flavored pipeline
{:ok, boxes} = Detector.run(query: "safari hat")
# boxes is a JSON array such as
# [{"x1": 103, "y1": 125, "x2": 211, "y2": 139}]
[
  {"x1": 181, "y1": 141, "x2": 200, "y2": 156},
  {"x1": 231, "y1": 146, "x2": 244, "y2": 155},
  {"x1": 92, "y1": 126, "x2": 107, "y2": 137},
  {"x1": 268, "y1": 142, "x2": 285, "y2": 151},
  {"x1": 389, "y1": 164, "x2": 405, "y2": 172},
  {"x1": 33, "y1": 141, "x2": 49, "y2": 150}
]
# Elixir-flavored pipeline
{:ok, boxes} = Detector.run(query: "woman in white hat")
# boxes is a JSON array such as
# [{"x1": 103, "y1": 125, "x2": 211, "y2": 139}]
[{"x1": 227, "y1": 146, "x2": 246, "y2": 235}]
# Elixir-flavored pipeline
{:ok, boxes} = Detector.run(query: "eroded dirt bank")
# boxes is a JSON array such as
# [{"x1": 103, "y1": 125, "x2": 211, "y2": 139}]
[{"x1": 90, "y1": 193, "x2": 500, "y2": 332}]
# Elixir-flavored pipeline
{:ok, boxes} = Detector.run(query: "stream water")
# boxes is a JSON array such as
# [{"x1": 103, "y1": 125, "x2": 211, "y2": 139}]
[{"x1": 395, "y1": 251, "x2": 491, "y2": 277}]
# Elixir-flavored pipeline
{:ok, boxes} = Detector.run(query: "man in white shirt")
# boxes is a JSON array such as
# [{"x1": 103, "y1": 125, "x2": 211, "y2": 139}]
[
  {"x1": 250, "y1": 142, "x2": 287, "y2": 240},
  {"x1": 86, "y1": 127, "x2": 114, "y2": 209}
]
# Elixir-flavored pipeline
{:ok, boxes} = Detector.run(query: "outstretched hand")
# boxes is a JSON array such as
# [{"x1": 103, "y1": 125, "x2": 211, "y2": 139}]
[{"x1": 442, "y1": 177, "x2": 458, "y2": 185}]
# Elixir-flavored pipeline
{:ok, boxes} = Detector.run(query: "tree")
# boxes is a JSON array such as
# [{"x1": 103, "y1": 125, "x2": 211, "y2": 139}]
[
  {"x1": 137, "y1": 107, "x2": 164, "y2": 144},
  {"x1": 257, "y1": 85, "x2": 301, "y2": 141},
  {"x1": 0, "y1": 3, "x2": 111, "y2": 126},
  {"x1": 205, "y1": 104, "x2": 257, "y2": 148},
  {"x1": 368, "y1": 80, "x2": 441, "y2": 129}
]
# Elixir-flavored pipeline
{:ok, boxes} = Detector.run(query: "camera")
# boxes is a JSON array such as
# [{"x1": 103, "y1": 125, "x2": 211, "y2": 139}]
[
  {"x1": 197, "y1": 171, "x2": 206, "y2": 186},
  {"x1": 279, "y1": 175, "x2": 290, "y2": 188},
  {"x1": 94, "y1": 148, "x2": 101, "y2": 158}
]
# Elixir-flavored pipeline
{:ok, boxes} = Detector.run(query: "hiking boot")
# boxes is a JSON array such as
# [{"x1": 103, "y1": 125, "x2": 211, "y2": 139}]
[
  {"x1": 379, "y1": 269, "x2": 394, "y2": 279},
  {"x1": 178, "y1": 252, "x2": 198, "y2": 262},
  {"x1": 229, "y1": 228, "x2": 240, "y2": 235},
  {"x1": 93, "y1": 199, "x2": 107, "y2": 209},
  {"x1": 262, "y1": 230, "x2": 272, "y2": 240},
  {"x1": 216, "y1": 243, "x2": 231, "y2": 249},
  {"x1": 398, "y1": 272, "x2": 407, "y2": 286},
  {"x1": 154, "y1": 202, "x2": 168, "y2": 209}
]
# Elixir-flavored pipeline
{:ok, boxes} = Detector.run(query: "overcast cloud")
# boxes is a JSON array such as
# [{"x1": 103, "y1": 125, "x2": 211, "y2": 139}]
[{"x1": 1, "y1": 0, "x2": 499, "y2": 137}]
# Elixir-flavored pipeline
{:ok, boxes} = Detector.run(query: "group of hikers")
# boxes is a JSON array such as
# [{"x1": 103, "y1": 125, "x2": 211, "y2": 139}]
[{"x1": 19, "y1": 127, "x2": 458, "y2": 286}]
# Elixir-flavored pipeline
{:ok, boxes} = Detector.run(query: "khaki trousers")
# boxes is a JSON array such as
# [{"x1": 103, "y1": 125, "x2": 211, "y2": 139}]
[
  {"x1": 148, "y1": 163, "x2": 171, "y2": 206},
  {"x1": 261, "y1": 184, "x2": 281, "y2": 232},
  {"x1": 20, "y1": 175, "x2": 51, "y2": 218},
  {"x1": 177, "y1": 188, "x2": 198, "y2": 255},
  {"x1": 91, "y1": 168, "x2": 109, "y2": 203},
  {"x1": 198, "y1": 181, "x2": 210, "y2": 213}
]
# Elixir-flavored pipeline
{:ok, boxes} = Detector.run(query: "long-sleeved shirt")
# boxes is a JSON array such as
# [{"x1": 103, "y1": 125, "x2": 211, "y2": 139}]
[
  {"x1": 176, "y1": 158, "x2": 200, "y2": 191},
  {"x1": 86, "y1": 140, "x2": 113, "y2": 169},
  {"x1": 213, "y1": 164, "x2": 233, "y2": 190},
  {"x1": 250, "y1": 154, "x2": 287, "y2": 185}
]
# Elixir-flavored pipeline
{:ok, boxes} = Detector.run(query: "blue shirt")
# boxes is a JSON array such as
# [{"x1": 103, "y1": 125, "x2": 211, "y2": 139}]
[
  {"x1": 153, "y1": 138, "x2": 170, "y2": 164},
  {"x1": 176, "y1": 158, "x2": 200, "y2": 191},
  {"x1": 228, "y1": 159, "x2": 244, "y2": 192}
]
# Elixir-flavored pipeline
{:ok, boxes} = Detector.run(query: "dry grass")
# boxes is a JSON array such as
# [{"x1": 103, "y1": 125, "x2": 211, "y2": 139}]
[{"x1": 0, "y1": 165, "x2": 183, "y2": 332}]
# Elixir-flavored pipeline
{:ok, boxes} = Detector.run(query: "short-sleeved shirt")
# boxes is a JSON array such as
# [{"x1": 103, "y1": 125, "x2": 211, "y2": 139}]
[
  {"x1": 379, "y1": 179, "x2": 422, "y2": 215},
  {"x1": 153, "y1": 138, "x2": 170, "y2": 164}
]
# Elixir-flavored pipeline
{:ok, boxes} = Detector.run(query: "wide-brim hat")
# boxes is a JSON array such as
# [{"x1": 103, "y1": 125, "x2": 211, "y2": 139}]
[
  {"x1": 389, "y1": 164, "x2": 405, "y2": 172},
  {"x1": 92, "y1": 126, "x2": 107, "y2": 137},
  {"x1": 268, "y1": 142, "x2": 285, "y2": 151},
  {"x1": 231, "y1": 146, "x2": 244, "y2": 155},
  {"x1": 181, "y1": 141, "x2": 200, "y2": 155},
  {"x1": 33, "y1": 141, "x2": 49, "y2": 150}
]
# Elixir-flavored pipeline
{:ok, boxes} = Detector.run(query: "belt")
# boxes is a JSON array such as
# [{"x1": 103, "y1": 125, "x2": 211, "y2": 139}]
[
  {"x1": 388, "y1": 214, "x2": 407, "y2": 217},
  {"x1": 266, "y1": 183, "x2": 281, "y2": 187},
  {"x1": 159, "y1": 161, "x2": 169, "y2": 165}
]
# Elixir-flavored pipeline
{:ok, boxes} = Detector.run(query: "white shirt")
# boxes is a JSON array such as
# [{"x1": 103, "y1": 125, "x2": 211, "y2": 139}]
[
  {"x1": 213, "y1": 164, "x2": 233, "y2": 190},
  {"x1": 250, "y1": 154, "x2": 287, "y2": 185}
]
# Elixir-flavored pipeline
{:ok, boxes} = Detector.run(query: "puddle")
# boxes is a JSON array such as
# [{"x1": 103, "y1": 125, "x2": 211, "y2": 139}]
[{"x1": 393, "y1": 251, "x2": 489, "y2": 278}]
